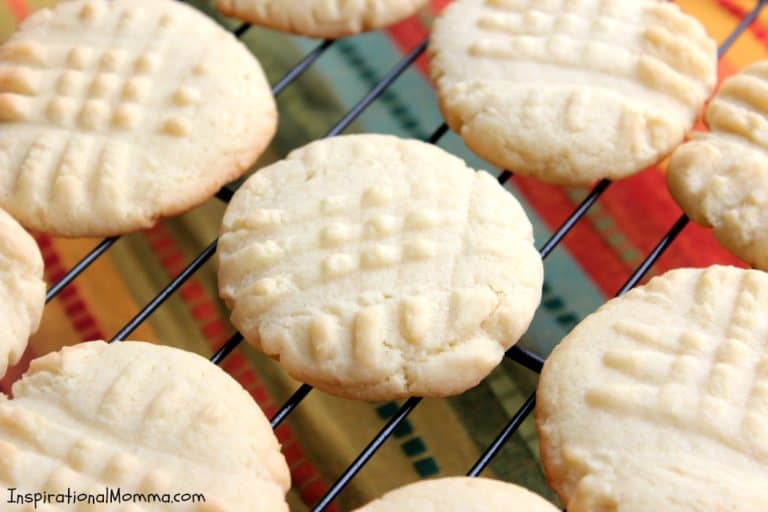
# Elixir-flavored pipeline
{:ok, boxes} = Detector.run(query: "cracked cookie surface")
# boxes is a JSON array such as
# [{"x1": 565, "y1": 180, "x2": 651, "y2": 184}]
[{"x1": 218, "y1": 134, "x2": 543, "y2": 401}]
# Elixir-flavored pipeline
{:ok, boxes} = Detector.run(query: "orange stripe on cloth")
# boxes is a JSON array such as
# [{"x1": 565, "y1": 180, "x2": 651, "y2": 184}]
[
  {"x1": 717, "y1": 0, "x2": 768, "y2": 46},
  {"x1": 142, "y1": 223, "x2": 339, "y2": 512},
  {"x1": 5, "y1": 0, "x2": 29, "y2": 21},
  {"x1": 36, "y1": 234, "x2": 105, "y2": 341}
]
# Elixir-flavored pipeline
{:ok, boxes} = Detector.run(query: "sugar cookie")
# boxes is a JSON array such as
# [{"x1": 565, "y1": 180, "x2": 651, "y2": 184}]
[
  {"x1": 429, "y1": 0, "x2": 717, "y2": 185},
  {"x1": 218, "y1": 134, "x2": 543, "y2": 400},
  {"x1": 216, "y1": 0, "x2": 428, "y2": 39},
  {"x1": 538, "y1": 266, "x2": 768, "y2": 511},
  {"x1": 353, "y1": 477, "x2": 558, "y2": 511},
  {"x1": 0, "y1": 341, "x2": 290, "y2": 510},
  {"x1": 0, "y1": 0, "x2": 276, "y2": 237},
  {"x1": 668, "y1": 60, "x2": 768, "y2": 270},
  {"x1": 0, "y1": 208, "x2": 44, "y2": 379}
]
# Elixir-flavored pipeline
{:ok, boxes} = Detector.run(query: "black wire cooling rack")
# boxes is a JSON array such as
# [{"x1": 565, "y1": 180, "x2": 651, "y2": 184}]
[{"x1": 37, "y1": 1, "x2": 768, "y2": 510}]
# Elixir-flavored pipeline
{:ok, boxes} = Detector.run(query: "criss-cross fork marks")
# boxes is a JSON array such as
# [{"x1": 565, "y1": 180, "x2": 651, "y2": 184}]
[
  {"x1": 471, "y1": 0, "x2": 713, "y2": 111},
  {"x1": 0, "y1": 401, "x2": 181, "y2": 501},
  {"x1": 0, "y1": 1, "x2": 221, "y2": 232},
  {"x1": 219, "y1": 140, "x2": 539, "y2": 398},
  {"x1": 304, "y1": 5, "x2": 765, "y2": 512},
  {"x1": 708, "y1": 64, "x2": 768, "y2": 150},
  {"x1": 30, "y1": 0, "x2": 766, "y2": 510},
  {"x1": 587, "y1": 268, "x2": 768, "y2": 458},
  {"x1": 0, "y1": 3, "x2": 198, "y2": 137}
]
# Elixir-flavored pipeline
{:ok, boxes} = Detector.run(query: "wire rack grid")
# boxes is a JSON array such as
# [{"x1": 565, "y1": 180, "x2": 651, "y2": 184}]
[{"x1": 34, "y1": 1, "x2": 767, "y2": 510}]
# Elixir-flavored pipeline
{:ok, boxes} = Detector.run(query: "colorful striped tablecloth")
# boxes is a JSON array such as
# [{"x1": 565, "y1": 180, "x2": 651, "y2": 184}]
[{"x1": 1, "y1": 0, "x2": 766, "y2": 509}]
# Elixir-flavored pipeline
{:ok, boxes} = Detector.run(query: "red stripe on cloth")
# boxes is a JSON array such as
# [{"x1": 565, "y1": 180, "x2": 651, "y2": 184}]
[
  {"x1": 201, "y1": 319, "x2": 229, "y2": 340},
  {"x1": 72, "y1": 315, "x2": 97, "y2": 332},
  {"x1": 1, "y1": 234, "x2": 107, "y2": 393},
  {"x1": 291, "y1": 460, "x2": 317, "y2": 484},
  {"x1": 385, "y1": 1, "x2": 452, "y2": 77},
  {"x1": 301, "y1": 479, "x2": 333, "y2": 507},
  {"x1": 221, "y1": 350, "x2": 248, "y2": 376},
  {"x1": 513, "y1": 177, "x2": 627, "y2": 296},
  {"x1": 179, "y1": 281, "x2": 205, "y2": 302},
  {"x1": 718, "y1": 58, "x2": 739, "y2": 82},
  {"x1": 142, "y1": 224, "x2": 338, "y2": 511},
  {"x1": 717, "y1": 0, "x2": 768, "y2": 47},
  {"x1": 0, "y1": 346, "x2": 33, "y2": 395},
  {"x1": 5, "y1": 0, "x2": 29, "y2": 22},
  {"x1": 429, "y1": 0, "x2": 452, "y2": 12},
  {"x1": 387, "y1": 18, "x2": 431, "y2": 75},
  {"x1": 598, "y1": 170, "x2": 744, "y2": 275},
  {"x1": 35, "y1": 233, "x2": 106, "y2": 343},
  {"x1": 64, "y1": 300, "x2": 87, "y2": 318},
  {"x1": 381, "y1": 9, "x2": 751, "y2": 292}
]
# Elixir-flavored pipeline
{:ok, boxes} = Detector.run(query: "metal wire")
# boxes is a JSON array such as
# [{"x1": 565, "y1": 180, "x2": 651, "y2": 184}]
[
  {"x1": 465, "y1": 213, "x2": 694, "y2": 478},
  {"x1": 539, "y1": 179, "x2": 611, "y2": 259},
  {"x1": 233, "y1": 23, "x2": 251, "y2": 38},
  {"x1": 45, "y1": 35, "x2": 334, "y2": 304},
  {"x1": 246, "y1": 119, "x2": 452, "y2": 428},
  {"x1": 106, "y1": 37, "x2": 431, "y2": 346},
  {"x1": 311, "y1": 397, "x2": 423, "y2": 512},
  {"x1": 35, "y1": 1, "x2": 764, "y2": 509},
  {"x1": 457, "y1": 3, "x2": 767, "y2": 482},
  {"x1": 466, "y1": 393, "x2": 536, "y2": 478},
  {"x1": 325, "y1": 39, "x2": 428, "y2": 137},
  {"x1": 718, "y1": 0, "x2": 767, "y2": 58},
  {"x1": 616, "y1": 215, "x2": 691, "y2": 297},
  {"x1": 209, "y1": 331, "x2": 245, "y2": 365},
  {"x1": 273, "y1": 39, "x2": 336, "y2": 96},
  {"x1": 271, "y1": 383, "x2": 314, "y2": 428},
  {"x1": 110, "y1": 239, "x2": 218, "y2": 342},
  {"x1": 307, "y1": 164, "x2": 608, "y2": 507},
  {"x1": 307, "y1": 4, "x2": 765, "y2": 507},
  {"x1": 506, "y1": 345, "x2": 544, "y2": 374},
  {"x1": 45, "y1": 237, "x2": 118, "y2": 303}
]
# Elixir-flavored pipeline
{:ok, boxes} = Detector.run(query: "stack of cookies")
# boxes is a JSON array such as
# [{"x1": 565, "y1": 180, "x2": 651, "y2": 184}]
[{"x1": 0, "y1": 0, "x2": 766, "y2": 510}]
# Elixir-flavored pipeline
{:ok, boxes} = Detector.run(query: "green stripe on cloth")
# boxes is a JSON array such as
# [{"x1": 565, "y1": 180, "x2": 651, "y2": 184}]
[{"x1": 0, "y1": 3, "x2": 18, "y2": 39}]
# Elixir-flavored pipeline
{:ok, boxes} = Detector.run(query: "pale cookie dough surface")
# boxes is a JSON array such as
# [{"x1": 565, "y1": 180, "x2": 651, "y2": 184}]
[
  {"x1": 0, "y1": 0, "x2": 276, "y2": 237},
  {"x1": 0, "y1": 341, "x2": 290, "y2": 511},
  {"x1": 352, "y1": 477, "x2": 559, "y2": 511},
  {"x1": 537, "y1": 266, "x2": 768, "y2": 512},
  {"x1": 429, "y1": 0, "x2": 717, "y2": 185},
  {"x1": 0, "y1": 208, "x2": 44, "y2": 380},
  {"x1": 668, "y1": 60, "x2": 768, "y2": 270},
  {"x1": 218, "y1": 134, "x2": 543, "y2": 401},
  {"x1": 216, "y1": 0, "x2": 428, "y2": 39}
]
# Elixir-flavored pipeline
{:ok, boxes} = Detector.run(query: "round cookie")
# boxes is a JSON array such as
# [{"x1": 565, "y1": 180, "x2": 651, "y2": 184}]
[
  {"x1": 352, "y1": 477, "x2": 558, "y2": 511},
  {"x1": 0, "y1": 208, "x2": 44, "y2": 379},
  {"x1": 537, "y1": 266, "x2": 768, "y2": 512},
  {"x1": 668, "y1": 60, "x2": 768, "y2": 270},
  {"x1": 216, "y1": 0, "x2": 429, "y2": 39},
  {"x1": 0, "y1": 0, "x2": 277, "y2": 237},
  {"x1": 429, "y1": 0, "x2": 717, "y2": 186},
  {"x1": 0, "y1": 341, "x2": 290, "y2": 511},
  {"x1": 218, "y1": 134, "x2": 543, "y2": 401}
]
